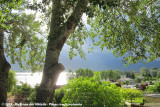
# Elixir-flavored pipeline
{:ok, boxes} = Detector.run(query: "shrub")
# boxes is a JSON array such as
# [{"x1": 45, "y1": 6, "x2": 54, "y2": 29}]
[
  {"x1": 14, "y1": 82, "x2": 33, "y2": 103},
  {"x1": 29, "y1": 84, "x2": 39, "y2": 103},
  {"x1": 126, "y1": 80, "x2": 129, "y2": 85},
  {"x1": 121, "y1": 88, "x2": 144, "y2": 103},
  {"x1": 147, "y1": 82, "x2": 160, "y2": 93},
  {"x1": 61, "y1": 75, "x2": 122, "y2": 107},
  {"x1": 53, "y1": 87, "x2": 65, "y2": 104},
  {"x1": 8, "y1": 70, "x2": 17, "y2": 92}
]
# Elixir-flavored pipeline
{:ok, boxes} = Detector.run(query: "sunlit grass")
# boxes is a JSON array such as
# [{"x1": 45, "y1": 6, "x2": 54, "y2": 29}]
[{"x1": 126, "y1": 97, "x2": 144, "y2": 104}]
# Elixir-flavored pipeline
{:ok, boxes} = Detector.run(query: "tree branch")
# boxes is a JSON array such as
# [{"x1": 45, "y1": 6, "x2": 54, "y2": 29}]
[
  {"x1": 44, "y1": 0, "x2": 89, "y2": 72},
  {"x1": 48, "y1": 0, "x2": 62, "y2": 38},
  {"x1": 47, "y1": 0, "x2": 89, "y2": 50},
  {"x1": 58, "y1": 0, "x2": 89, "y2": 45}
]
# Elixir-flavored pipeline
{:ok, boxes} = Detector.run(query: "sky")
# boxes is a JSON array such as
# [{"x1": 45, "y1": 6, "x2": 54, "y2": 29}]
[
  {"x1": 10, "y1": 38, "x2": 160, "y2": 72},
  {"x1": 58, "y1": 14, "x2": 160, "y2": 72},
  {"x1": 9, "y1": 3, "x2": 160, "y2": 72},
  {"x1": 58, "y1": 43, "x2": 160, "y2": 72}
]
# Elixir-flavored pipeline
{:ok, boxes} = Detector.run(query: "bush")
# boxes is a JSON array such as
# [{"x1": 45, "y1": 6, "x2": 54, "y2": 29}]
[
  {"x1": 147, "y1": 82, "x2": 160, "y2": 93},
  {"x1": 8, "y1": 70, "x2": 17, "y2": 92},
  {"x1": 121, "y1": 88, "x2": 144, "y2": 103},
  {"x1": 29, "y1": 84, "x2": 39, "y2": 103},
  {"x1": 53, "y1": 87, "x2": 65, "y2": 104},
  {"x1": 126, "y1": 80, "x2": 129, "y2": 85},
  {"x1": 14, "y1": 82, "x2": 33, "y2": 103},
  {"x1": 61, "y1": 74, "x2": 122, "y2": 107}
]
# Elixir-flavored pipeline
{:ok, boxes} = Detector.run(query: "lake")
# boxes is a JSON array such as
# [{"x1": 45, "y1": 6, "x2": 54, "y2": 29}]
[{"x1": 15, "y1": 72, "x2": 68, "y2": 87}]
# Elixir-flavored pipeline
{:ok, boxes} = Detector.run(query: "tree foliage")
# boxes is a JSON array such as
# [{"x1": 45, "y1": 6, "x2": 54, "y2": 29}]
[
  {"x1": 121, "y1": 88, "x2": 144, "y2": 103},
  {"x1": 53, "y1": 87, "x2": 65, "y2": 104},
  {"x1": 7, "y1": 70, "x2": 17, "y2": 92},
  {"x1": 125, "y1": 71, "x2": 135, "y2": 79},
  {"x1": 14, "y1": 82, "x2": 33, "y2": 103},
  {"x1": 0, "y1": 0, "x2": 22, "y2": 29},
  {"x1": 62, "y1": 74, "x2": 122, "y2": 107},
  {"x1": 140, "y1": 67, "x2": 160, "y2": 78},
  {"x1": 34, "y1": 0, "x2": 160, "y2": 103},
  {"x1": 140, "y1": 67, "x2": 151, "y2": 77},
  {"x1": 66, "y1": 68, "x2": 94, "y2": 81},
  {"x1": 100, "y1": 70, "x2": 108, "y2": 80},
  {"x1": 66, "y1": 70, "x2": 75, "y2": 80},
  {"x1": 67, "y1": 0, "x2": 160, "y2": 65},
  {"x1": 4, "y1": 13, "x2": 46, "y2": 71},
  {"x1": 29, "y1": 84, "x2": 39, "y2": 103},
  {"x1": 100, "y1": 69, "x2": 121, "y2": 80},
  {"x1": 75, "y1": 68, "x2": 94, "y2": 78},
  {"x1": 150, "y1": 67, "x2": 158, "y2": 77},
  {"x1": 147, "y1": 82, "x2": 160, "y2": 93},
  {"x1": 1, "y1": 0, "x2": 46, "y2": 72},
  {"x1": 1, "y1": 0, "x2": 160, "y2": 103},
  {"x1": 12, "y1": 82, "x2": 39, "y2": 103}
]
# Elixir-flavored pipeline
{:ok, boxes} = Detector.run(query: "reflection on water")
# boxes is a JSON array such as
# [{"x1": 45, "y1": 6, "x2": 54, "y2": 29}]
[{"x1": 16, "y1": 72, "x2": 68, "y2": 87}]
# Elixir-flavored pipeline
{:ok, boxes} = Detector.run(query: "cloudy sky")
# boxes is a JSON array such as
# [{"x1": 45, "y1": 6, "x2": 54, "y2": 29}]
[
  {"x1": 10, "y1": 11, "x2": 160, "y2": 72},
  {"x1": 58, "y1": 42, "x2": 160, "y2": 72},
  {"x1": 57, "y1": 14, "x2": 160, "y2": 72}
]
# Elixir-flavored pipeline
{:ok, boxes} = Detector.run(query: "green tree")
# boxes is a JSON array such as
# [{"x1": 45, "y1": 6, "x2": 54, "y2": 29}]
[
  {"x1": 140, "y1": 67, "x2": 151, "y2": 77},
  {"x1": 150, "y1": 67, "x2": 158, "y2": 77},
  {"x1": 75, "y1": 68, "x2": 93, "y2": 78},
  {"x1": 157, "y1": 74, "x2": 160, "y2": 79},
  {"x1": 113, "y1": 70, "x2": 121, "y2": 80},
  {"x1": 100, "y1": 70, "x2": 108, "y2": 80},
  {"x1": 0, "y1": 0, "x2": 46, "y2": 104},
  {"x1": 84, "y1": 69, "x2": 94, "y2": 77},
  {"x1": 66, "y1": 69, "x2": 75, "y2": 80},
  {"x1": 7, "y1": 70, "x2": 17, "y2": 92},
  {"x1": 62, "y1": 76, "x2": 122, "y2": 107},
  {"x1": 135, "y1": 77, "x2": 141, "y2": 83},
  {"x1": 126, "y1": 80, "x2": 129, "y2": 85},
  {"x1": 157, "y1": 69, "x2": 160, "y2": 76},
  {"x1": 33, "y1": 0, "x2": 160, "y2": 103},
  {"x1": 0, "y1": 0, "x2": 22, "y2": 29},
  {"x1": 150, "y1": 70, "x2": 157, "y2": 78},
  {"x1": 108, "y1": 70, "x2": 114, "y2": 80},
  {"x1": 147, "y1": 82, "x2": 160, "y2": 93},
  {"x1": 151, "y1": 67, "x2": 158, "y2": 71},
  {"x1": 106, "y1": 70, "x2": 121, "y2": 80},
  {"x1": 126, "y1": 71, "x2": 135, "y2": 79},
  {"x1": 0, "y1": 0, "x2": 22, "y2": 104},
  {"x1": 121, "y1": 88, "x2": 144, "y2": 103},
  {"x1": 75, "y1": 68, "x2": 85, "y2": 78}
]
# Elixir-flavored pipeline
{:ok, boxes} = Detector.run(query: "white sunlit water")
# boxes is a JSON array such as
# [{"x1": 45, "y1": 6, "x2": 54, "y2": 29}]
[{"x1": 15, "y1": 72, "x2": 68, "y2": 87}]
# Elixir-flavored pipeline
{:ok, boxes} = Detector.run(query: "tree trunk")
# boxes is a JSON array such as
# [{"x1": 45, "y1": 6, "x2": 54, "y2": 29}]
[
  {"x1": 35, "y1": 0, "x2": 89, "y2": 105},
  {"x1": 36, "y1": 63, "x2": 65, "y2": 104},
  {"x1": 0, "y1": 29, "x2": 11, "y2": 106}
]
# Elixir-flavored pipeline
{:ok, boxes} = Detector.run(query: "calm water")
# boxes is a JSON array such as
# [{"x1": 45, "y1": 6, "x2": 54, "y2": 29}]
[{"x1": 15, "y1": 72, "x2": 68, "y2": 87}]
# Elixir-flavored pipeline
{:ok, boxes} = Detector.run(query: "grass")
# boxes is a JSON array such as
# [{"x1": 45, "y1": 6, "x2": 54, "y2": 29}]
[{"x1": 125, "y1": 97, "x2": 144, "y2": 104}]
